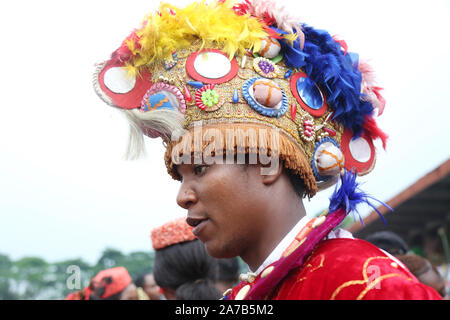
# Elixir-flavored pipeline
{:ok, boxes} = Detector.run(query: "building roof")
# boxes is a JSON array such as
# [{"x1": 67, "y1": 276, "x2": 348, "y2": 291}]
[{"x1": 347, "y1": 158, "x2": 450, "y2": 243}]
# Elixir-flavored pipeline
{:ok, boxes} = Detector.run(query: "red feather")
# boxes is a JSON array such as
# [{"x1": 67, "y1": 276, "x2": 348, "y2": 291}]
[
  {"x1": 262, "y1": 12, "x2": 277, "y2": 26},
  {"x1": 264, "y1": 25, "x2": 283, "y2": 39},
  {"x1": 362, "y1": 115, "x2": 388, "y2": 150},
  {"x1": 111, "y1": 31, "x2": 141, "y2": 63},
  {"x1": 233, "y1": 0, "x2": 252, "y2": 15},
  {"x1": 332, "y1": 36, "x2": 348, "y2": 55},
  {"x1": 372, "y1": 86, "x2": 386, "y2": 115}
]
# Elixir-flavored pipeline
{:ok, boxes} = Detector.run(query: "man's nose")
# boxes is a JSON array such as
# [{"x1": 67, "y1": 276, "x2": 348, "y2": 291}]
[{"x1": 176, "y1": 182, "x2": 198, "y2": 209}]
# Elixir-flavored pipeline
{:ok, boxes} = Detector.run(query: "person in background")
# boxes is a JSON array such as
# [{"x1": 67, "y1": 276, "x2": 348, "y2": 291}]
[
  {"x1": 89, "y1": 266, "x2": 138, "y2": 300},
  {"x1": 66, "y1": 266, "x2": 137, "y2": 300},
  {"x1": 151, "y1": 217, "x2": 221, "y2": 300},
  {"x1": 396, "y1": 254, "x2": 447, "y2": 299},
  {"x1": 135, "y1": 273, "x2": 162, "y2": 300},
  {"x1": 365, "y1": 231, "x2": 409, "y2": 256},
  {"x1": 215, "y1": 258, "x2": 240, "y2": 294},
  {"x1": 365, "y1": 230, "x2": 447, "y2": 298},
  {"x1": 93, "y1": 0, "x2": 442, "y2": 300}
]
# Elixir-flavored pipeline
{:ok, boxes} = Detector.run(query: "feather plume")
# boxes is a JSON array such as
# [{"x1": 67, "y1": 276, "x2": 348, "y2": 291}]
[
  {"x1": 362, "y1": 115, "x2": 388, "y2": 150},
  {"x1": 358, "y1": 60, "x2": 386, "y2": 116},
  {"x1": 332, "y1": 36, "x2": 348, "y2": 55},
  {"x1": 120, "y1": 0, "x2": 267, "y2": 75},
  {"x1": 329, "y1": 170, "x2": 392, "y2": 225},
  {"x1": 287, "y1": 25, "x2": 374, "y2": 136},
  {"x1": 124, "y1": 109, "x2": 185, "y2": 159},
  {"x1": 233, "y1": 0, "x2": 305, "y2": 49}
]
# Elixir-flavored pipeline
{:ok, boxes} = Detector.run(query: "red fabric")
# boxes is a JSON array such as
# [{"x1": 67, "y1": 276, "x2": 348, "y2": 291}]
[
  {"x1": 65, "y1": 286, "x2": 91, "y2": 300},
  {"x1": 92, "y1": 267, "x2": 132, "y2": 299},
  {"x1": 228, "y1": 238, "x2": 442, "y2": 300}
]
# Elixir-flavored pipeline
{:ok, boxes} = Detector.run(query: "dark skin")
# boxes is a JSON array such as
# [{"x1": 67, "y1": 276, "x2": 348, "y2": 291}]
[
  {"x1": 118, "y1": 283, "x2": 138, "y2": 300},
  {"x1": 176, "y1": 162, "x2": 306, "y2": 271},
  {"x1": 418, "y1": 268, "x2": 447, "y2": 298},
  {"x1": 142, "y1": 274, "x2": 161, "y2": 300}
]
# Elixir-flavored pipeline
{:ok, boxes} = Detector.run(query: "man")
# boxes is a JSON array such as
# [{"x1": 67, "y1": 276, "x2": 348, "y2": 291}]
[
  {"x1": 366, "y1": 231, "x2": 448, "y2": 298},
  {"x1": 93, "y1": 0, "x2": 441, "y2": 299},
  {"x1": 151, "y1": 217, "x2": 222, "y2": 300},
  {"x1": 135, "y1": 273, "x2": 162, "y2": 300},
  {"x1": 66, "y1": 267, "x2": 138, "y2": 300}
]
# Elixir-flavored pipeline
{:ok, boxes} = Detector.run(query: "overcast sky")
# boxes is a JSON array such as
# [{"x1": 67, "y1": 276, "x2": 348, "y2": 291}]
[{"x1": 0, "y1": 0, "x2": 449, "y2": 264}]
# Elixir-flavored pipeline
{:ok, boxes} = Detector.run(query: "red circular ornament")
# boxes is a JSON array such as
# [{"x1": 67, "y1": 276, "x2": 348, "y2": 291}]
[
  {"x1": 340, "y1": 128, "x2": 376, "y2": 175},
  {"x1": 97, "y1": 60, "x2": 153, "y2": 109},
  {"x1": 290, "y1": 72, "x2": 327, "y2": 117},
  {"x1": 186, "y1": 49, "x2": 239, "y2": 84}
]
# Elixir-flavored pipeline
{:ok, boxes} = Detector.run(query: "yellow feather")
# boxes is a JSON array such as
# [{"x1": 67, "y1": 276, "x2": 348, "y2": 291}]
[
  {"x1": 124, "y1": 0, "x2": 267, "y2": 73},
  {"x1": 283, "y1": 33, "x2": 298, "y2": 46}
]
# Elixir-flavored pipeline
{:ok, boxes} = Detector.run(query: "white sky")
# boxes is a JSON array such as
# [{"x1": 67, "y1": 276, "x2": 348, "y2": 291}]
[{"x1": 0, "y1": 0, "x2": 449, "y2": 264}]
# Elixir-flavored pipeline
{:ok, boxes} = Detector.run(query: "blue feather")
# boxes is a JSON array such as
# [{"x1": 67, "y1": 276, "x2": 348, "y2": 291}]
[
  {"x1": 329, "y1": 170, "x2": 392, "y2": 225},
  {"x1": 279, "y1": 24, "x2": 375, "y2": 136}
]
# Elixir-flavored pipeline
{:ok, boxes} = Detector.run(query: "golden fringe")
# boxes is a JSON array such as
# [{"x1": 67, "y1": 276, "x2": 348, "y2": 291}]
[{"x1": 164, "y1": 122, "x2": 318, "y2": 198}]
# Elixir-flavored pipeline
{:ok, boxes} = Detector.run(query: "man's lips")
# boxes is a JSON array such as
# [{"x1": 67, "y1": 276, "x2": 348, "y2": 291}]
[{"x1": 186, "y1": 216, "x2": 209, "y2": 236}]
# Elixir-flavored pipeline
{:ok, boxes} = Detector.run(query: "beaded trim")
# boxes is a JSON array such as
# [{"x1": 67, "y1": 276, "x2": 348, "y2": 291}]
[{"x1": 299, "y1": 114, "x2": 316, "y2": 142}]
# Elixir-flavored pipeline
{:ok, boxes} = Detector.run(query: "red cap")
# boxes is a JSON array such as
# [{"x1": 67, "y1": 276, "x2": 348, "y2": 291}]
[
  {"x1": 151, "y1": 217, "x2": 196, "y2": 250},
  {"x1": 91, "y1": 266, "x2": 132, "y2": 299}
]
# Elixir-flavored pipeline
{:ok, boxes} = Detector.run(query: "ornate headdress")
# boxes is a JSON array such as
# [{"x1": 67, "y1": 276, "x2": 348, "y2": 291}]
[
  {"x1": 94, "y1": 0, "x2": 390, "y2": 300},
  {"x1": 93, "y1": 0, "x2": 387, "y2": 198}
]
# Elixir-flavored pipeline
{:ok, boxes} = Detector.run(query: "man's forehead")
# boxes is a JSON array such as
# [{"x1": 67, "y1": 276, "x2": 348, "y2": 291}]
[{"x1": 145, "y1": 274, "x2": 155, "y2": 283}]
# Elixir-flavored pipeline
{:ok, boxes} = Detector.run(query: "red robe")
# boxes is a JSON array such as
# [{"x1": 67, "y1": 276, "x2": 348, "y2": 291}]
[{"x1": 227, "y1": 238, "x2": 442, "y2": 300}]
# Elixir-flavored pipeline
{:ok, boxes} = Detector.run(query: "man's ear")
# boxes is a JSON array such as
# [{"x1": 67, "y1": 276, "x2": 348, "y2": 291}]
[{"x1": 261, "y1": 160, "x2": 283, "y2": 185}]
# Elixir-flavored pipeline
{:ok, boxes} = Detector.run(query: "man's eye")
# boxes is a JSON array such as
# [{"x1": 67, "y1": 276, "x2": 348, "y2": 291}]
[{"x1": 193, "y1": 165, "x2": 208, "y2": 175}]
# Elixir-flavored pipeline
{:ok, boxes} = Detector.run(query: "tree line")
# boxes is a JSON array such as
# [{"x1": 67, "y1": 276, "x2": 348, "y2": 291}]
[{"x1": 0, "y1": 248, "x2": 154, "y2": 300}]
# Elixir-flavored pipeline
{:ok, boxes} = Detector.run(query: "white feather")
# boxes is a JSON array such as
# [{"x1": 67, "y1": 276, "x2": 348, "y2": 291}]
[
  {"x1": 250, "y1": 0, "x2": 305, "y2": 49},
  {"x1": 123, "y1": 109, "x2": 184, "y2": 159}
]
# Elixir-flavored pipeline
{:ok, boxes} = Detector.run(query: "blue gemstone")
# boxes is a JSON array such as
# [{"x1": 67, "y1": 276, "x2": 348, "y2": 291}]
[
  {"x1": 187, "y1": 81, "x2": 203, "y2": 89},
  {"x1": 296, "y1": 77, "x2": 323, "y2": 110},
  {"x1": 284, "y1": 69, "x2": 292, "y2": 79},
  {"x1": 232, "y1": 89, "x2": 239, "y2": 103}
]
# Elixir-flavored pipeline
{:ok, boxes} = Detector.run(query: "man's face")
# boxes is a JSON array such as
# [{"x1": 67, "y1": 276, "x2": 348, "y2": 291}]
[
  {"x1": 418, "y1": 268, "x2": 447, "y2": 298},
  {"x1": 119, "y1": 283, "x2": 138, "y2": 300},
  {"x1": 176, "y1": 163, "x2": 268, "y2": 259},
  {"x1": 143, "y1": 274, "x2": 161, "y2": 300}
]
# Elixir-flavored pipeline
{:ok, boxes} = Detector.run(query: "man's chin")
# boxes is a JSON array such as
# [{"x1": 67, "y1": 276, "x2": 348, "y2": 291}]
[{"x1": 205, "y1": 240, "x2": 238, "y2": 259}]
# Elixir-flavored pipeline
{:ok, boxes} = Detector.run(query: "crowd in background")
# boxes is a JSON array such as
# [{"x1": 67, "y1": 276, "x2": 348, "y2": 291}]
[{"x1": 65, "y1": 218, "x2": 448, "y2": 300}]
